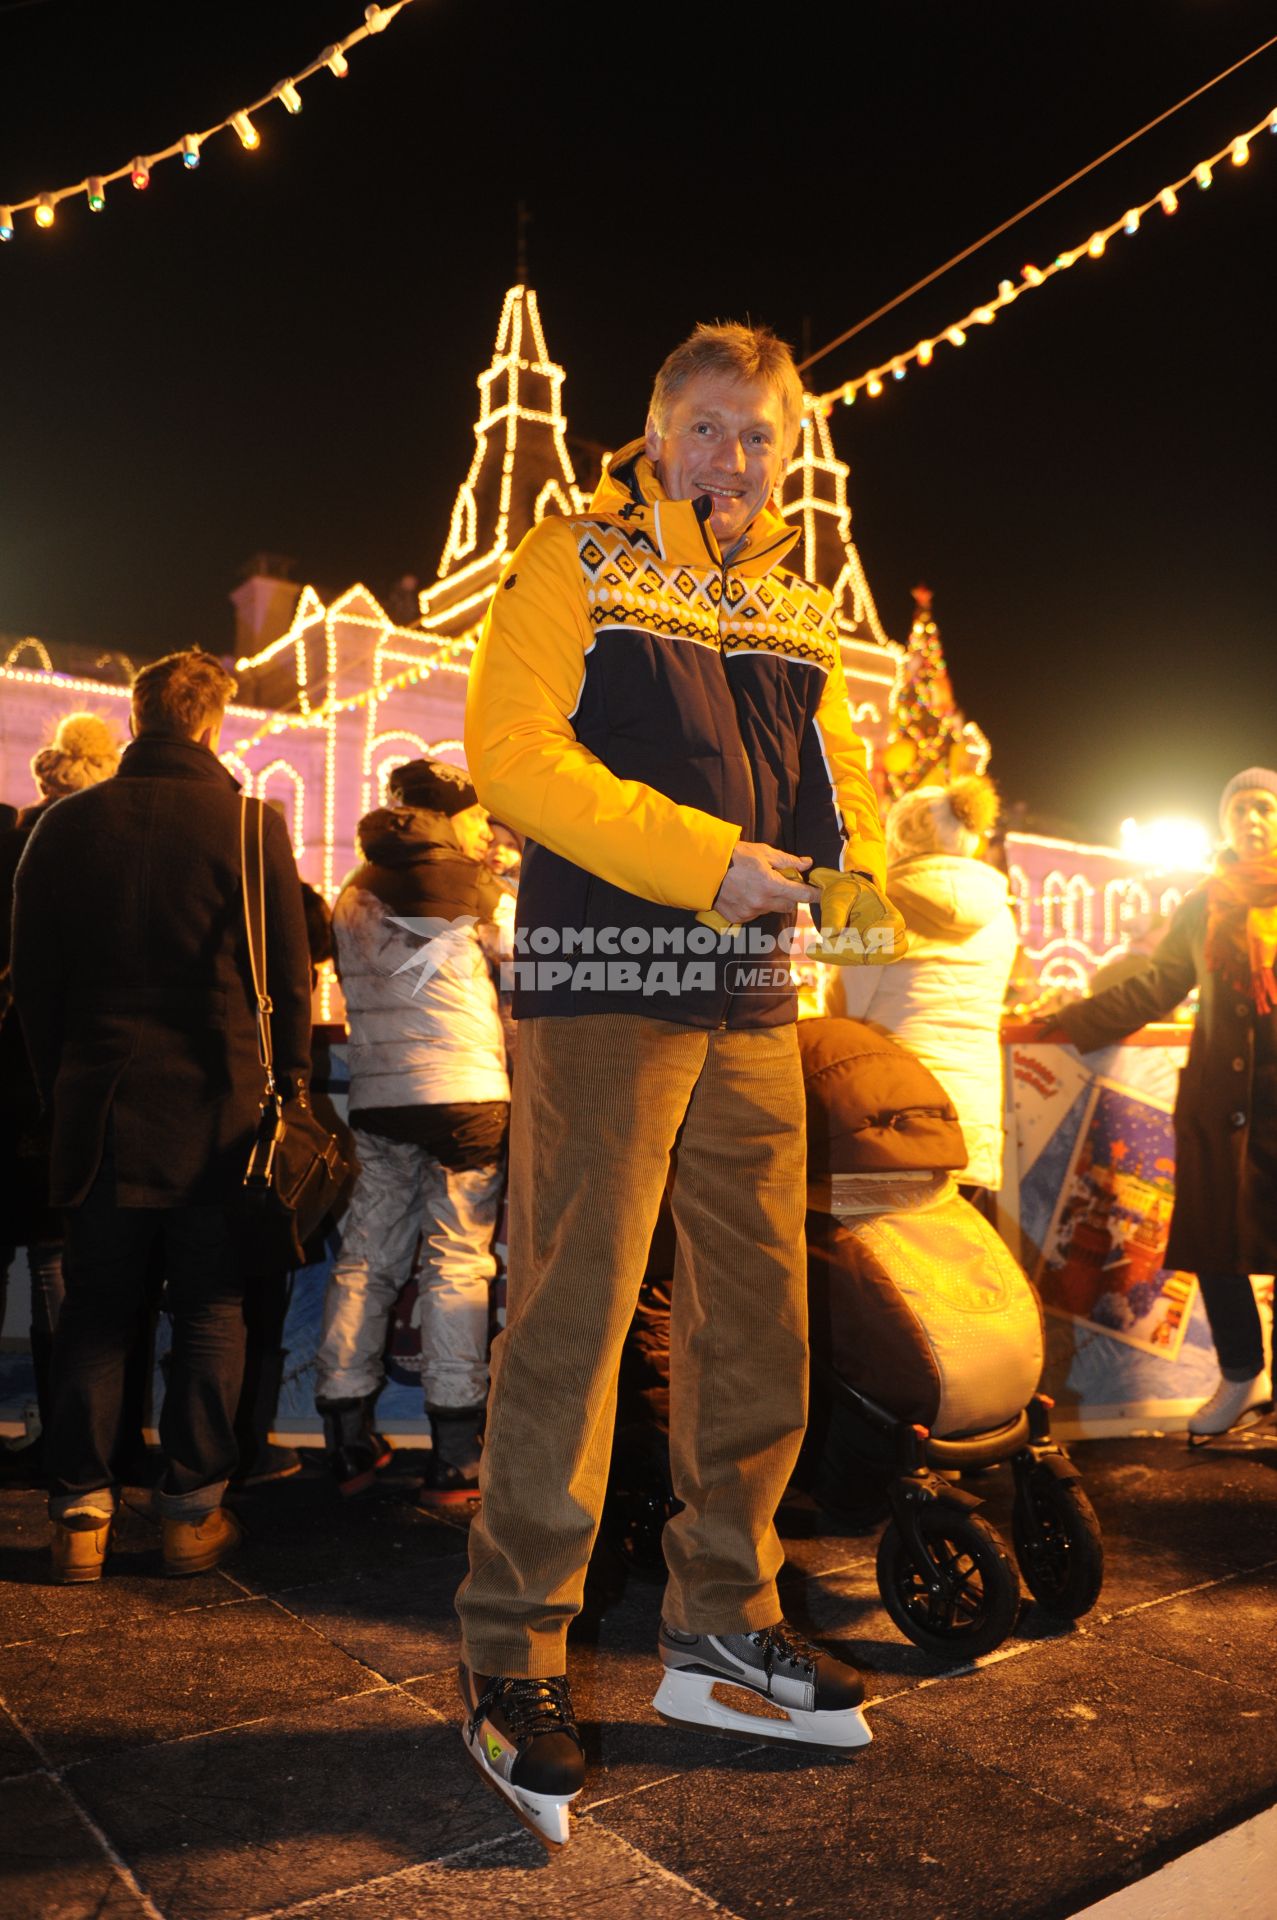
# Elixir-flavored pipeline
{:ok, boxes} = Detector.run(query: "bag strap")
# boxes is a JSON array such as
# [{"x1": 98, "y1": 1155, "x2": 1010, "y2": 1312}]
[{"x1": 239, "y1": 794, "x2": 277, "y2": 1098}]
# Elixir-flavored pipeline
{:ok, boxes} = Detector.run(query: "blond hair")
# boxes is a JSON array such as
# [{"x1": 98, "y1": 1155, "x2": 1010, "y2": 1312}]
[
  {"x1": 31, "y1": 712, "x2": 121, "y2": 798},
  {"x1": 130, "y1": 650, "x2": 237, "y2": 740},
  {"x1": 649, "y1": 322, "x2": 805, "y2": 456},
  {"x1": 886, "y1": 774, "x2": 1001, "y2": 862}
]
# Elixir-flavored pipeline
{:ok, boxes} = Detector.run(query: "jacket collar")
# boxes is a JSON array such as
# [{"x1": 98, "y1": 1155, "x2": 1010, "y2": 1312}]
[
  {"x1": 117, "y1": 735, "x2": 240, "y2": 788},
  {"x1": 594, "y1": 440, "x2": 801, "y2": 577}
]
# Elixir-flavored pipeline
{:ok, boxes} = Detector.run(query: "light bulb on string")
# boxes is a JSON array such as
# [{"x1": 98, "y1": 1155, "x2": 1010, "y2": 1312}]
[
  {"x1": 866, "y1": 374, "x2": 883, "y2": 397},
  {"x1": 945, "y1": 326, "x2": 966, "y2": 347},
  {"x1": 1123, "y1": 208, "x2": 1140, "y2": 235},
  {"x1": 1232, "y1": 139, "x2": 1249, "y2": 166},
  {"x1": 1087, "y1": 232, "x2": 1106, "y2": 258},
  {"x1": 917, "y1": 339, "x2": 933, "y2": 366},
  {"x1": 276, "y1": 80, "x2": 303, "y2": 114},
  {"x1": 231, "y1": 111, "x2": 260, "y2": 150},
  {"x1": 1195, "y1": 162, "x2": 1212, "y2": 189},
  {"x1": 1023, "y1": 263, "x2": 1044, "y2": 286},
  {"x1": 840, "y1": 383, "x2": 855, "y2": 406},
  {"x1": 0, "y1": 207, "x2": 13, "y2": 242},
  {"x1": 997, "y1": 279, "x2": 1014, "y2": 300},
  {"x1": 131, "y1": 157, "x2": 150, "y2": 190},
  {"x1": 365, "y1": 4, "x2": 388, "y2": 28},
  {"x1": 324, "y1": 44, "x2": 349, "y2": 75},
  {"x1": 891, "y1": 360, "x2": 906, "y2": 381},
  {"x1": 34, "y1": 194, "x2": 55, "y2": 229},
  {"x1": 87, "y1": 177, "x2": 105, "y2": 212},
  {"x1": 182, "y1": 135, "x2": 200, "y2": 170},
  {"x1": 1160, "y1": 186, "x2": 1178, "y2": 214}
]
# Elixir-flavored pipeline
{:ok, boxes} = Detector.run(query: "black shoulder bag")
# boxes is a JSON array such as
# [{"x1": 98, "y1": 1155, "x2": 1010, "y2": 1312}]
[{"x1": 239, "y1": 796, "x2": 349, "y2": 1266}]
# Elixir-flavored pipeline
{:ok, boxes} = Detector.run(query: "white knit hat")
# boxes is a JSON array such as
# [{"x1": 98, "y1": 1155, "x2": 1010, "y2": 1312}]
[{"x1": 885, "y1": 773, "x2": 1000, "y2": 863}]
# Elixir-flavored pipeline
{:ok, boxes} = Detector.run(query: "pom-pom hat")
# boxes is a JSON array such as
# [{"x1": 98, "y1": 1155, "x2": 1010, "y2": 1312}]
[{"x1": 885, "y1": 772, "x2": 1000, "y2": 862}]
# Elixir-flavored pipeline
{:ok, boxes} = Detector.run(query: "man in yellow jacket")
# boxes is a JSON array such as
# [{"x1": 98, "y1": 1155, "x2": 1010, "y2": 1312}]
[{"x1": 457, "y1": 321, "x2": 895, "y2": 1845}]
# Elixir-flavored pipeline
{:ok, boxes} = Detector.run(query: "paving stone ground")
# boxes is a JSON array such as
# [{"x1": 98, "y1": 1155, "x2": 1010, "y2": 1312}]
[{"x1": 2, "y1": 1426, "x2": 1276, "y2": 1920}]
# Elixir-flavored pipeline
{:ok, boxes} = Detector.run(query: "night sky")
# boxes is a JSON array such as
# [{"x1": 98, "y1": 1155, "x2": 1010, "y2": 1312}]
[{"x1": 2, "y1": 0, "x2": 1274, "y2": 841}]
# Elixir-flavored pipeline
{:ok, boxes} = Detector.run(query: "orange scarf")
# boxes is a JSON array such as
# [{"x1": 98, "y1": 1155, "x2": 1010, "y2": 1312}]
[{"x1": 1205, "y1": 854, "x2": 1277, "y2": 1014}]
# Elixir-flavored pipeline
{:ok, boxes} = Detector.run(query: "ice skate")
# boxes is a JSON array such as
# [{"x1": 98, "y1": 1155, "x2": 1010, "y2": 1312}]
[
  {"x1": 459, "y1": 1665, "x2": 585, "y2": 1849},
  {"x1": 653, "y1": 1619, "x2": 872, "y2": 1750},
  {"x1": 1188, "y1": 1368, "x2": 1273, "y2": 1441}
]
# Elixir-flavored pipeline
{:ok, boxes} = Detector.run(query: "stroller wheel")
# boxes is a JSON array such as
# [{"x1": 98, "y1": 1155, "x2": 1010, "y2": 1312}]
[
  {"x1": 876, "y1": 1508, "x2": 1020, "y2": 1661},
  {"x1": 1012, "y1": 1469, "x2": 1104, "y2": 1619}
]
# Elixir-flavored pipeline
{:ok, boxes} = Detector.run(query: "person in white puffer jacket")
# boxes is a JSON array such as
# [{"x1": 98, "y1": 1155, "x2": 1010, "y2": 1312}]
[
  {"x1": 315, "y1": 758, "x2": 510, "y2": 1505},
  {"x1": 836, "y1": 774, "x2": 1017, "y2": 1190}
]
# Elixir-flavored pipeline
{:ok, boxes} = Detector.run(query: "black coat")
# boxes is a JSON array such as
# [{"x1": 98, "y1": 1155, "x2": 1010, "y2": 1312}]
[
  {"x1": 11, "y1": 736, "x2": 312, "y2": 1209},
  {"x1": 1058, "y1": 886, "x2": 1277, "y2": 1275}
]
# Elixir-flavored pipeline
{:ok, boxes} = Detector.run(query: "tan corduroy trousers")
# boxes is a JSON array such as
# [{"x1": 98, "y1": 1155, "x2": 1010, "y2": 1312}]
[{"x1": 456, "y1": 1012, "x2": 809, "y2": 1676}]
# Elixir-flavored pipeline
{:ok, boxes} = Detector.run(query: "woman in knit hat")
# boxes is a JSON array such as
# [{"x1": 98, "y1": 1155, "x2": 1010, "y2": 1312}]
[
  {"x1": 1050, "y1": 768, "x2": 1277, "y2": 1437},
  {"x1": 837, "y1": 772, "x2": 1018, "y2": 1189}
]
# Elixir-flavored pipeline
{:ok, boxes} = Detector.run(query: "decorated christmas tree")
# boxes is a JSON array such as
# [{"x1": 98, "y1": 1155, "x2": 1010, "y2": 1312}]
[{"x1": 881, "y1": 585, "x2": 988, "y2": 799}]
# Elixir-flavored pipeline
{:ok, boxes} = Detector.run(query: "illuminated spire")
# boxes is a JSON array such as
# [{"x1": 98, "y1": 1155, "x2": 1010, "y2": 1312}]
[
  {"x1": 419, "y1": 283, "x2": 584, "y2": 634},
  {"x1": 780, "y1": 402, "x2": 891, "y2": 650}
]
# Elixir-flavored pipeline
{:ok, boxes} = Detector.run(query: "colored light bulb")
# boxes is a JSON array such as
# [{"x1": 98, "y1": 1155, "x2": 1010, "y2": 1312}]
[
  {"x1": 1087, "y1": 232, "x2": 1105, "y2": 258},
  {"x1": 276, "y1": 81, "x2": 303, "y2": 114},
  {"x1": 231, "y1": 111, "x2": 260, "y2": 150},
  {"x1": 34, "y1": 194, "x2": 55, "y2": 228},
  {"x1": 131, "y1": 157, "x2": 150, "y2": 190},
  {"x1": 866, "y1": 375, "x2": 883, "y2": 397},
  {"x1": 182, "y1": 135, "x2": 201, "y2": 169},
  {"x1": 1195, "y1": 162, "x2": 1212, "y2": 189},
  {"x1": 1231, "y1": 139, "x2": 1249, "y2": 166},
  {"x1": 1160, "y1": 186, "x2": 1178, "y2": 214},
  {"x1": 87, "y1": 177, "x2": 105, "y2": 212},
  {"x1": 0, "y1": 207, "x2": 13, "y2": 241},
  {"x1": 917, "y1": 340, "x2": 934, "y2": 366},
  {"x1": 324, "y1": 45, "x2": 349, "y2": 75},
  {"x1": 1123, "y1": 208, "x2": 1139, "y2": 235},
  {"x1": 946, "y1": 326, "x2": 966, "y2": 347}
]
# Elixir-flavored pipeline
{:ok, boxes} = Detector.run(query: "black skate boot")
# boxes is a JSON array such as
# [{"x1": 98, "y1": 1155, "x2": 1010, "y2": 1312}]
[
  {"x1": 654, "y1": 1617, "x2": 872, "y2": 1749},
  {"x1": 420, "y1": 1405, "x2": 483, "y2": 1510},
  {"x1": 459, "y1": 1665, "x2": 585, "y2": 1848},
  {"x1": 317, "y1": 1397, "x2": 392, "y2": 1497}
]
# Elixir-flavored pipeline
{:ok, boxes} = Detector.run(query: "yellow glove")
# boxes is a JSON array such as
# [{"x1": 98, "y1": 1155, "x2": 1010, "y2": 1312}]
[{"x1": 806, "y1": 867, "x2": 908, "y2": 966}]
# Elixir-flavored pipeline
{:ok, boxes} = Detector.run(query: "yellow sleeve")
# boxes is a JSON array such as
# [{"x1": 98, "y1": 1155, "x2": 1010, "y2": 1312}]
[
  {"x1": 813, "y1": 652, "x2": 888, "y2": 891},
  {"x1": 464, "y1": 517, "x2": 740, "y2": 911}
]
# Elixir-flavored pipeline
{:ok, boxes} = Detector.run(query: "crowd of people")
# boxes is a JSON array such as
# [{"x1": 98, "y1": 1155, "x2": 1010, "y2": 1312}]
[{"x1": 1, "y1": 317, "x2": 1273, "y2": 1850}]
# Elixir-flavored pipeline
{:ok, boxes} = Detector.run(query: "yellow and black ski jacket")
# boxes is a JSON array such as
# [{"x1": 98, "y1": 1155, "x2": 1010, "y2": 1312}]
[{"x1": 464, "y1": 442, "x2": 885, "y2": 1028}]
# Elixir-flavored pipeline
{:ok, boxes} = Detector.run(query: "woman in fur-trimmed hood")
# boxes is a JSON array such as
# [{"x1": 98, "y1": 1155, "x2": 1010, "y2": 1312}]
[{"x1": 837, "y1": 773, "x2": 1017, "y2": 1188}]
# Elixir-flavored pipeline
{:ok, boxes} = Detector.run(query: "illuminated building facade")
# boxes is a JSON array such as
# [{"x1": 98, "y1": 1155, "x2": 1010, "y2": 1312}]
[{"x1": 0, "y1": 282, "x2": 1200, "y2": 987}]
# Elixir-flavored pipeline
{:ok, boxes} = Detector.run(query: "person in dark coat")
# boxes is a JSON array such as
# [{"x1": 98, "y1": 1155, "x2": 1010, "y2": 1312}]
[
  {"x1": 11, "y1": 651, "x2": 313, "y2": 1581},
  {"x1": 1, "y1": 715, "x2": 122, "y2": 1455},
  {"x1": 1045, "y1": 768, "x2": 1277, "y2": 1437}
]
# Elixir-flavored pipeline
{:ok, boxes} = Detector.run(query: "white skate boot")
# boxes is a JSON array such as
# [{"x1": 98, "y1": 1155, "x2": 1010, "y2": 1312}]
[
  {"x1": 1187, "y1": 1367, "x2": 1272, "y2": 1441},
  {"x1": 459, "y1": 1666, "x2": 584, "y2": 1849},
  {"x1": 653, "y1": 1619, "x2": 872, "y2": 1750}
]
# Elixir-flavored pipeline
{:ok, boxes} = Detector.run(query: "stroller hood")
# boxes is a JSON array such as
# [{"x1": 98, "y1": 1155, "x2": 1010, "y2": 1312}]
[{"x1": 798, "y1": 1016, "x2": 969, "y2": 1192}]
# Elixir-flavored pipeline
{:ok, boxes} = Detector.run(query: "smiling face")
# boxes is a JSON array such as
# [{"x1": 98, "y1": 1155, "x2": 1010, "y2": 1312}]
[
  {"x1": 1224, "y1": 787, "x2": 1277, "y2": 862},
  {"x1": 644, "y1": 371, "x2": 789, "y2": 552}
]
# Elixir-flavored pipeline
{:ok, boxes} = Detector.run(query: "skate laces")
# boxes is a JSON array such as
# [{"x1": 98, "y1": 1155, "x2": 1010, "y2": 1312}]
[
  {"x1": 750, "y1": 1621, "x2": 821, "y2": 1677},
  {"x1": 474, "y1": 1675, "x2": 579, "y2": 1745}
]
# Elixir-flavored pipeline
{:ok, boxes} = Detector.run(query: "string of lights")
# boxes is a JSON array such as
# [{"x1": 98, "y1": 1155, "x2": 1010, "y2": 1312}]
[
  {"x1": 809, "y1": 99, "x2": 1277, "y2": 414},
  {"x1": 0, "y1": 0, "x2": 416, "y2": 242}
]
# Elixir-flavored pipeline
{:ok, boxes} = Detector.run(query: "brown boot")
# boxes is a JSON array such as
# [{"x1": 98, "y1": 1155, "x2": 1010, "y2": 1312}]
[
  {"x1": 162, "y1": 1506, "x2": 243, "y2": 1577},
  {"x1": 50, "y1": 1511, "x2": 112, "y2": 1585}
]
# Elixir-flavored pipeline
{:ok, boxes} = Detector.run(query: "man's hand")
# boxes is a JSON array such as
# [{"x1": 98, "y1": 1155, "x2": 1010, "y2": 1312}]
[
  {"x1": 697, "y1": 843, "x2": 819, "y2": 933},
  {"x1": 806, "y1": 868, "x2": 908, "y2": 966}
]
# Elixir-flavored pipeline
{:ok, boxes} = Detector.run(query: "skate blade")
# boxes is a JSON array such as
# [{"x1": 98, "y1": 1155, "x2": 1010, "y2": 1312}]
[
  {"x1": 652, "y1": 1669, "x2": 872, "y2": 1751},
  {"x1": 462, "y1": 1733, "x2": 577, "y2": 1850}
]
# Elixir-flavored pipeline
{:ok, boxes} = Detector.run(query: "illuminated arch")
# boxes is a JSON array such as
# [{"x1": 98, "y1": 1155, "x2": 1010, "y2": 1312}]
[
  {"x1": 4, "y1": 637, "x2": 53, "y2": 671},
  {"x1": 256, "y1": 759, "x2": 306, "y2": 857},
  {"x1": 1062, "y1": 875, "x2": 1094, "y2": 945},
  {"x1": 1041, "y1": 869, "x2": 1068, "y2": 941}
]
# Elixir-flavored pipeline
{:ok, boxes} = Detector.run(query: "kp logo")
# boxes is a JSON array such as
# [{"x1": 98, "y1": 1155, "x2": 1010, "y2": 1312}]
[{"x1": 389, "y1": 916, "x2": 480, "y2": 992}]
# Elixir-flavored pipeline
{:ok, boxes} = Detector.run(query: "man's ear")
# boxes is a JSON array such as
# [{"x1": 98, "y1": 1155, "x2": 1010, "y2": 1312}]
[{"x1": 643, "y1": 412, "x2": 662, "y2": 464}]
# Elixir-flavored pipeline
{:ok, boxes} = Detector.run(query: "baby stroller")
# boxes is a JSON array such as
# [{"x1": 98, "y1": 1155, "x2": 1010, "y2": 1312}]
[{"x1": 801, "y1": 1016, "x2": 1104, "y2": 1660}]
